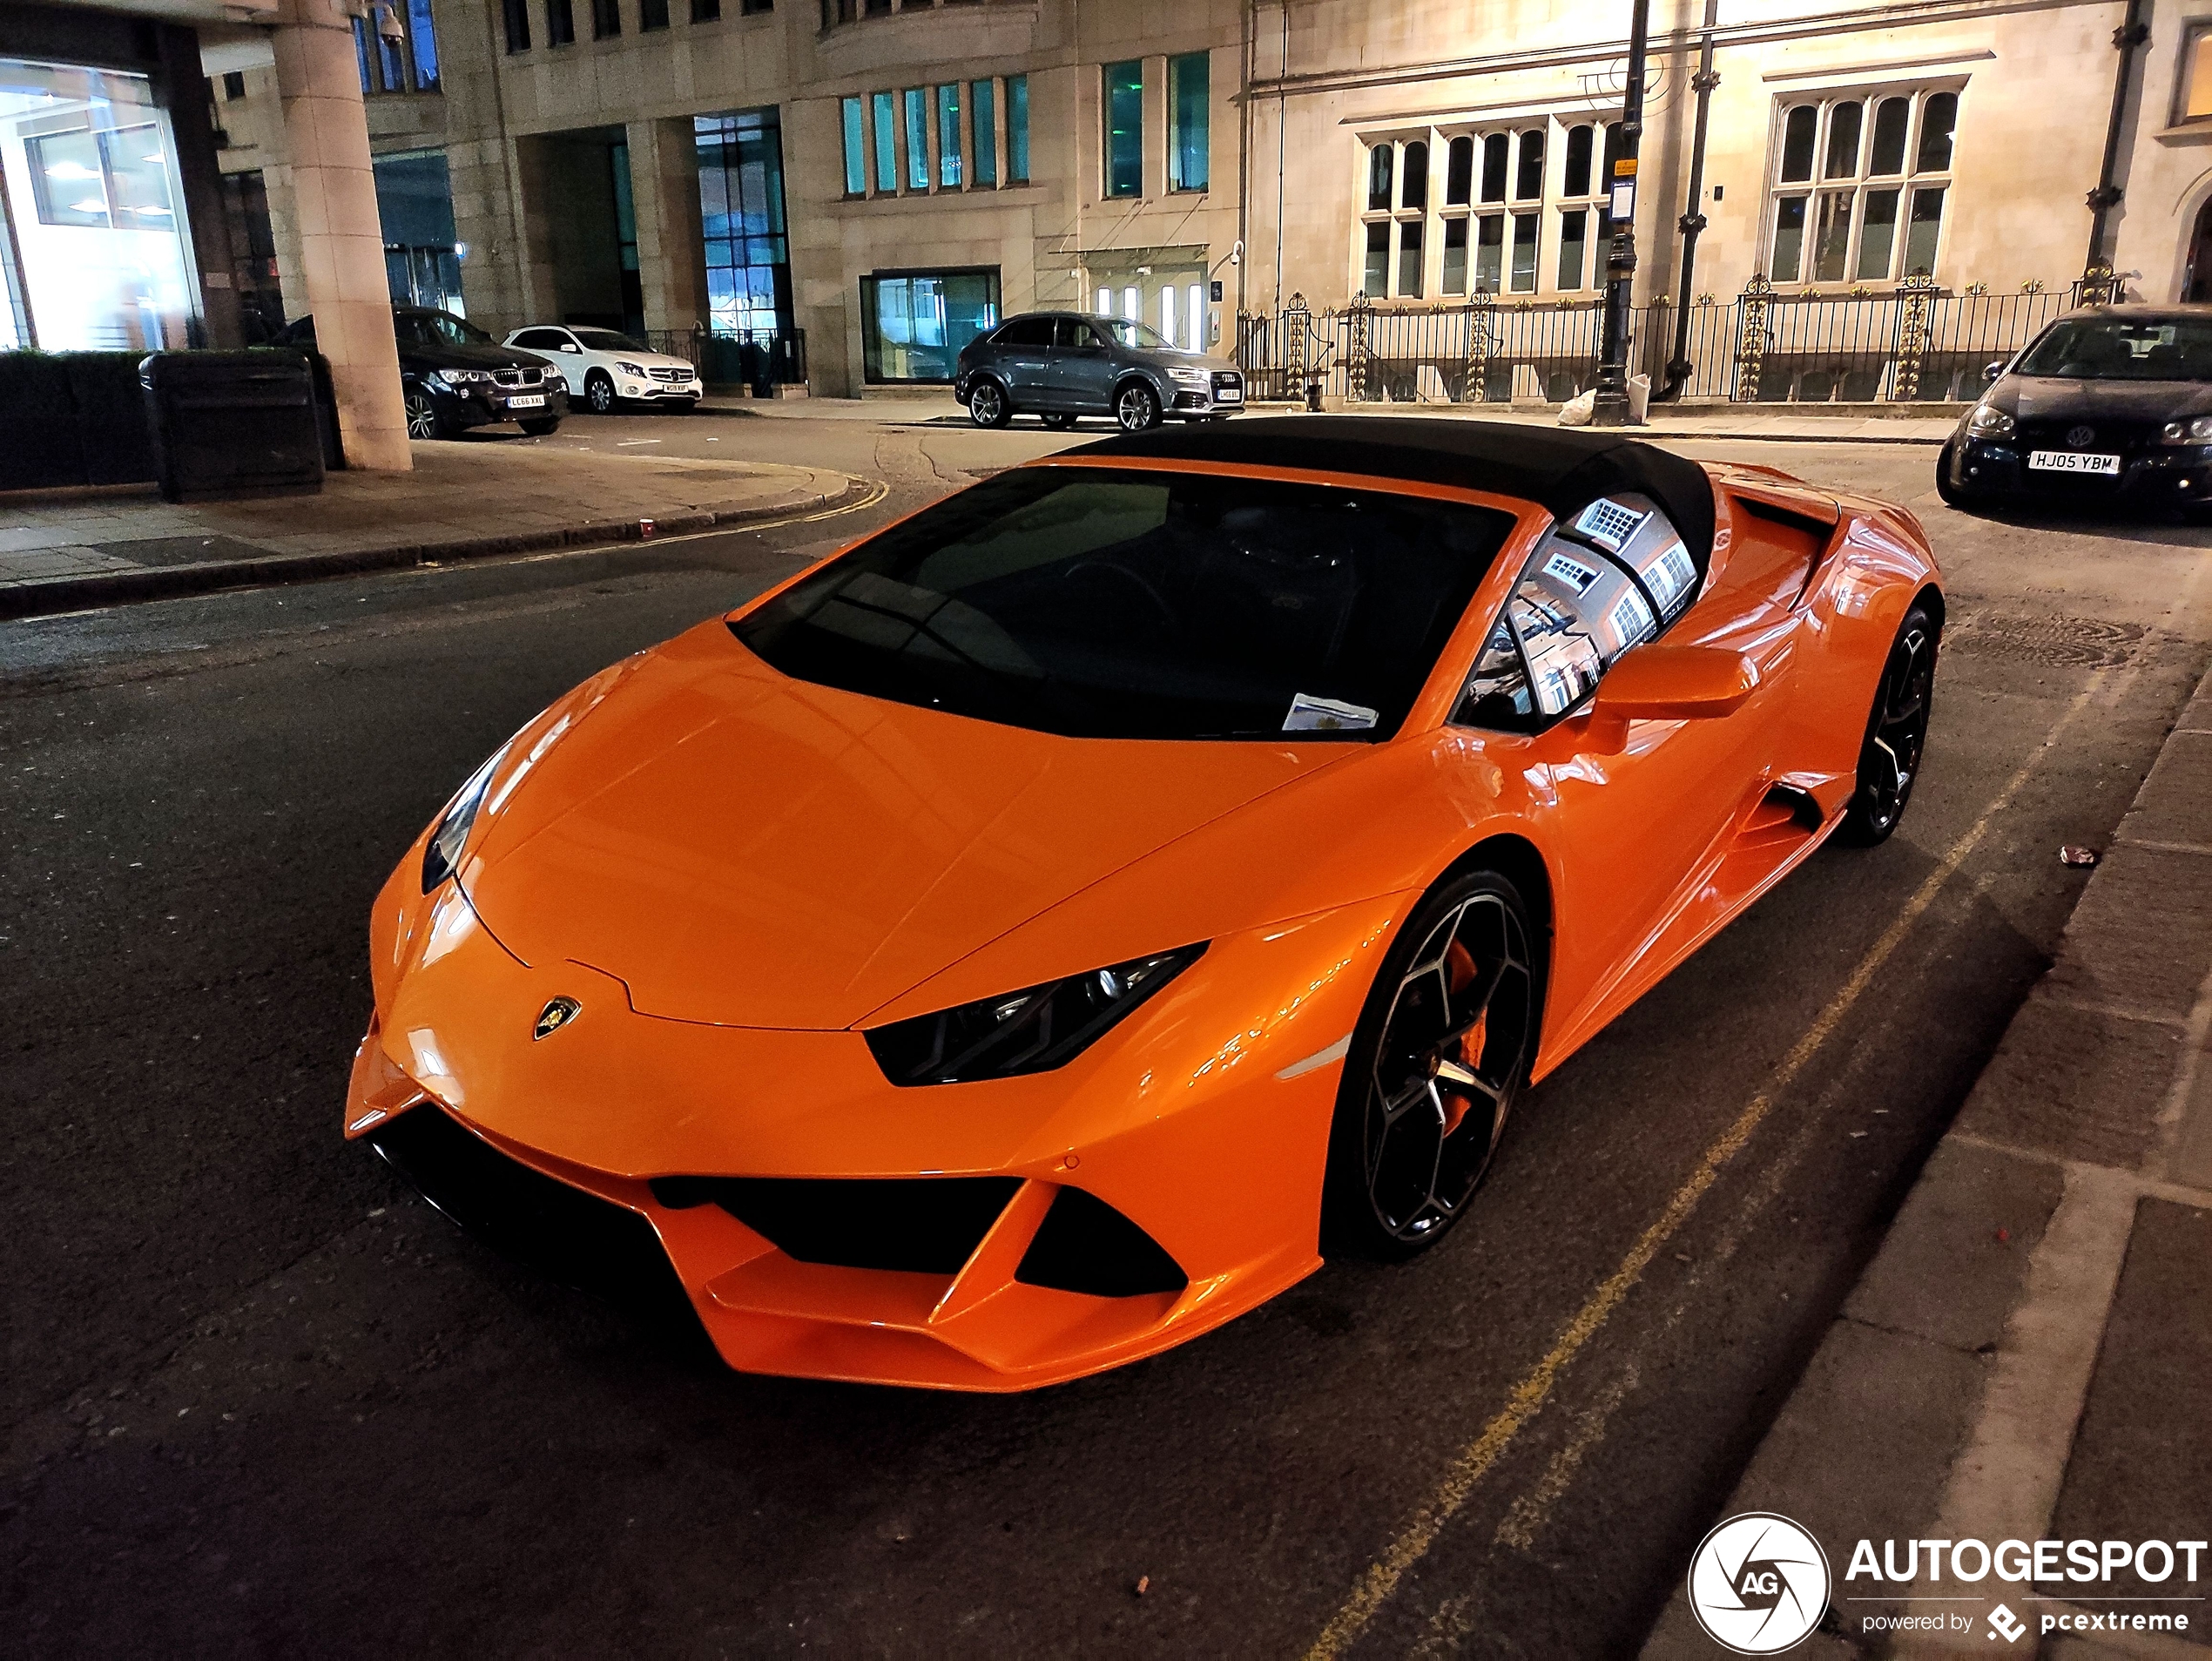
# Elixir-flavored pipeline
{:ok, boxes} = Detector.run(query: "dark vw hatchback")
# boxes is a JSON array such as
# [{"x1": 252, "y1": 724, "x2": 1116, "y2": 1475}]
[
  {"x1": 954, "y1": 312, "x2": 1244, "y2": 432},
  {"x1": 1940, "y1": 306, "x2": 2212, "y2": 515}
]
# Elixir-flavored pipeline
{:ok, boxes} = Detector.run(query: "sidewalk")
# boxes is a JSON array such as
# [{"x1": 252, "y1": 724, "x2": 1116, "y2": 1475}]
[
  {"x1": 0, "y1": 442, "x2": 867, "y2": 621},
  {"x1": 700, "y1": 393, "x2": 1959, "y2": 445},
  {"x1": 1643, "y1": 665, "x2": 2212, "y2": 1658}
]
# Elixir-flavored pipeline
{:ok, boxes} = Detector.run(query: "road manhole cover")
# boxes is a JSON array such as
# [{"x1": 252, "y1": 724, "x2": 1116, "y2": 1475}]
[
  {"x1": 1947, "y1": 613, "x2": 2143, "y2": 668},
  {"x1": 91, "y1": 535, "x2": 272, "y2": 569}
]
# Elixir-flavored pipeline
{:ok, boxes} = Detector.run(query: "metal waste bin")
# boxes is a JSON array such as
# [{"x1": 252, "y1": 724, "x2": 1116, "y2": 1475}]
[{"x1": 140, "y1": 351, "x2": 326, "y2": 504}]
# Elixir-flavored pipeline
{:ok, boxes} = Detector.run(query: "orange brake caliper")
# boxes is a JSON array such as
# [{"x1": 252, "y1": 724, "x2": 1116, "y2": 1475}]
[{"x1": 1439, "y1": 942, "x2": 1487, "y2": 1138}]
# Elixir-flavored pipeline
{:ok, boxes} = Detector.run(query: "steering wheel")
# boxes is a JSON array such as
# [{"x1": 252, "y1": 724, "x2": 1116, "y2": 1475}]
[{"x1": 1062, "y1": 560, "x2": 1177, "y2": 631}]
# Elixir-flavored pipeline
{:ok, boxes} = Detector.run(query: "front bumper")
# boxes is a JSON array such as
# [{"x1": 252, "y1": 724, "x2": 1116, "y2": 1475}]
[
  {"x1": 1168, "y1": 371, "x2": 1245, "y2": 416},
  {"x1": 434, "y1": 382, "x2": 570, "y2": 430},
  {"x1": 1949, "y1": 436, "x2": 2212, "y2": 506},
  {"x1": 614, "y1": 375, "x2": 702, "y2": 403},
  {"x1": 347, "y1": 851, "x2": 1395, "y2": 1390}
]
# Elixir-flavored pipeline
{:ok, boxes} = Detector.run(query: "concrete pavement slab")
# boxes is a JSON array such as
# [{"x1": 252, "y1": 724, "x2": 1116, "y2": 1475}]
[{"x1": 1952, "y1": 991, "x2": 2186, "y2": 1171}]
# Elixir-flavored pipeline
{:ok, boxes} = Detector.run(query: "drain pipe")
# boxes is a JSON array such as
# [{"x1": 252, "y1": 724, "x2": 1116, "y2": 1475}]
[
  {"x1": 2084, "y1": 0, "x2": 2150, "y2": 290},
  {"x1": 1656, "y1": 0, "x2": 1720, "y2": 402}
]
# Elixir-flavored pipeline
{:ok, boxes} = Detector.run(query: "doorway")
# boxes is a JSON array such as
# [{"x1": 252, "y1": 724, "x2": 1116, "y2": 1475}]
[{"x1": 2185, "y1": 197, "x2": 2212, "y2": 303}]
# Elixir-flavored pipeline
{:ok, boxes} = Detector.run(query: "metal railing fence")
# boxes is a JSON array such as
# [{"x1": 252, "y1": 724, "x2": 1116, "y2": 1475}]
[{"x1": 1237, "y1": 281, "x2": 2077, "y2": 405}]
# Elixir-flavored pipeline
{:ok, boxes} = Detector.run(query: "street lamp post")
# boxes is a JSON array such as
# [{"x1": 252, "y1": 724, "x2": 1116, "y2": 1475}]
[{"x1": 1590, "y1": 0, "x2": 1652, "y2": 428}]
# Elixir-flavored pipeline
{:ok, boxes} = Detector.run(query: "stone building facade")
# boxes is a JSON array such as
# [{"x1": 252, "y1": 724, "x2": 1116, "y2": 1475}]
[{"x1": 204, "y1": 0, "x2": 2206, "y2": 397}]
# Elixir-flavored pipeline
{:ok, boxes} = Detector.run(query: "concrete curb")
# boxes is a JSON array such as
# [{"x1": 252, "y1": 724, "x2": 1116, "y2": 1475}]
[
  {"x1": 0, "y1": 475, "x2": 877, "y2": 622},
  {"x1": 1640, "y1": 662, "x2": 2212, "y2": 1659}
]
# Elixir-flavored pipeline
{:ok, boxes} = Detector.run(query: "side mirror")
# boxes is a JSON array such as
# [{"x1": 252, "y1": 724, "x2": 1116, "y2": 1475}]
[
  {"x1": 1587, "y1": 645, "x2": 1759, "y2": 752},
  {"x1": 562, "y1": 342, "x2": 582, "y2": 353},
  {"x1": 1983, "y1": 361, "x2": 2005, "y2": 383}
]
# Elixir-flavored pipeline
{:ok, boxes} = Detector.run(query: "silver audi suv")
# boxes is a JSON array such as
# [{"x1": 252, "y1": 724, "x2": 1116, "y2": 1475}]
[{"x1": 954, "y1": 312, "x2": 1244, "y2": 431}]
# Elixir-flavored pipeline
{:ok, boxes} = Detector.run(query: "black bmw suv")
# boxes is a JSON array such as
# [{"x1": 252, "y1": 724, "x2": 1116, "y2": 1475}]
[
  {"x1": 954, "y1": 312, "x2": 1244, "y2": 431},
  {"x1": 277, "y1": 306, "x2": 566, "y2": 440}
]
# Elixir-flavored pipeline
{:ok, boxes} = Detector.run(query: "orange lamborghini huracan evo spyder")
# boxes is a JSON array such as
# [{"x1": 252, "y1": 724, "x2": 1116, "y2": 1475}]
[{"x1": 344, "y1": 416, "x2": 1942, "y2": 1390}]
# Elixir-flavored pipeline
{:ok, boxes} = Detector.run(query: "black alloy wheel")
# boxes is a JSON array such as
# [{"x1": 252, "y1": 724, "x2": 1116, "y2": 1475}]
[
  {"x1": 968, "y1": 378, "x2": 1011, "y2": 429},
  {"x1": 584, "y1": 372, "x2": 617, "y2": 415},
  {"x1": 1324, "y1": 870, "x2": 1539, "y2": 1260},
  {"x1": 1840, "y1": 604, "x2": 1939, "y2": 846},
  {"x1": 1933, "y1": 441, "x2": 1968, "y2": 510},
  {"x1": 1115, "y1": 381, "x2": 1162, "y2": 433},
  {"x1": 404, "y1": 388, "x2": 444, "y2": 441}
]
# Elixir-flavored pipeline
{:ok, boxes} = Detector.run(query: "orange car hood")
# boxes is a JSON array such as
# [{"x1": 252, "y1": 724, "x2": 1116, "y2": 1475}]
[{"x1": 462, "y1": 625, "x2": 1346, "y2": 1030}]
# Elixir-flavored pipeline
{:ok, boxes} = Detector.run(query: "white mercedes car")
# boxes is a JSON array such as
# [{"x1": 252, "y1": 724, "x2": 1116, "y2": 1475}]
[{"x1": 502, "y1": 325, "x2": 703, "y2": 414}]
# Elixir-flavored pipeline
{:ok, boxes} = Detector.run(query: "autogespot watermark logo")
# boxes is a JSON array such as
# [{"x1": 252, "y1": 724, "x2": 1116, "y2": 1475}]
[{"x1": 1687, "y1": 1513, "x2": 1831, "y2": 1654}]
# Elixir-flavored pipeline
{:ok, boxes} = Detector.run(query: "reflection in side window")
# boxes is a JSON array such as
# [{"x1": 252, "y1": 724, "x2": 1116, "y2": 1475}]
[{"x1": 1455, "y1": 494, "x2": 1697, "y2": 730}]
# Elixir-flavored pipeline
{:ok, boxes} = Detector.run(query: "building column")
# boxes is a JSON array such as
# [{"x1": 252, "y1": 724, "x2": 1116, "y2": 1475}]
[
  {"x1": 627, "y1": 117, "x2": 705, "y2": 336},
  {"x1": 271, "y1": 0, "x2": 408, "y2": 469}
]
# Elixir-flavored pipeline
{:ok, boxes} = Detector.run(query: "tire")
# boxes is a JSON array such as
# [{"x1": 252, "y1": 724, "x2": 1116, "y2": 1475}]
[
  {"x1": 1115, "y1": 381, "x2": 1163, "y2": 433},
  {"x1": 518, "y1": 416, "x2": 560, "y2": 436},
  {"x1": 1321, "y1": 868, "x2": 1542, "y2": 1262},
  {"x1": 968, "y1": 377, "x2": 1012, "y2": 429},
  {"x1": 584, "y1": 372, "x2": 617, "y2": 415},
  {"x1": 1042, "y1": 412, "x2": 1078, "y2": 430},
  {"x1": 403, "y1": 388, "x2": 447, "y2": 441},
  {"x1": 1933, "y1": 441, "x2": 1968, "y2": 510},
  {"x1": 1838, "y1": 603, "x2": 1939, "y2": 847}
]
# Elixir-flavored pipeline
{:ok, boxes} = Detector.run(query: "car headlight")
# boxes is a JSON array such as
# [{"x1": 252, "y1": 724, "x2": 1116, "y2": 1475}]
[
  {"x1": 420, "y1": 746, "x2": 508, "y2": 894},
  {"x1": 617, "y1": 361, "x2": 647, "y2": 378},
  {"x1": 2161, "y1": 415, "x2": 2212, "y2": 444},
  {"x1": 1964, "y1": 403, "x2": 2015, "y2": 439},
  {"x1": 1168, "y1": 366, "x2": 1212, "y2": 388},
  {"x1": 866, "y1": 944, "x2": 1207, "y2": 1085}
]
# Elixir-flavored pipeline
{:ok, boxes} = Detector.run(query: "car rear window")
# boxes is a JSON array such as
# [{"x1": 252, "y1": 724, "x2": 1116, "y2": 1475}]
[{"x1": 731, "y1": 467, "x2": 1514, "y2": 741}]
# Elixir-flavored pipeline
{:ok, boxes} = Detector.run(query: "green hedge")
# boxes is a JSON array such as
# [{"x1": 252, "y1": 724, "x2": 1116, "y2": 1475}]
[{"x1": 0, "y1": 348, "x2": 335, "y2": 492}]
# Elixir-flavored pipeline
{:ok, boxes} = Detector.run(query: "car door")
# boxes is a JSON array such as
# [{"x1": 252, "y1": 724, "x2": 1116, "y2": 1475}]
[
  {"x1": 515, "y1": 328, "x2": 584, "y2": 395},
  {"x1": 988, "y1": 317, "x2": 1055, "y2": 406},
  {"x1": 1049, "y1": 318, "x2": 1116, "y2": 411},
  {"x1": 1455, "y1": 495, "x2": 1803, "y2": 1051}
]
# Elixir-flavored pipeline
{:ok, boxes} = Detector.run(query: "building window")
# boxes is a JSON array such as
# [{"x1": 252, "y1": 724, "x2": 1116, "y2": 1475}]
[
  {"x1": 872, "y1": 91, "x2": 896, "y2": 191},
  {"x1": 546, "y1": 0, "x2": 576, "y2": 46},
  {"x1": 1367, "y1": 118, "x2": 1618, "y2": 300},
  {"x1": 1007, "y1": 73, "x2": 1028, "y2": 183},
  {"x1": 502, "y1": 0, "x2": 531, "y2": 51},
  {"x1": 903, "y1": 87, "x2": 929, "y2": 190},
  {"x1": 841, "y1": 96, "x2": 866, "y2": 195},
  {"x1": 971, "y1": 78, "x2": 997, "y2": 186},
  {"x1": 641, "y1": 0, "x2": 668, "y2": 24},
  {"x1": 937, "y1": 84, "x2": 962, "y2": 187},
  {"x1": 1170, "y1": 51, "x2": 1208, "y2": 192},
  {"x1": 860, "y1": 267, "x2": 1001, "y2": 381},
  {"x1": 1103, "y1": 59, "x2": 1142, "y2": 197},
  {"x1": 691, "y1": 0, "x2": 720, "y2": 20},
  {"x1": 349, "y1": 3, "x2": 441, "y2": 92},
  {"x1": 374, "y1": 149, "x2": 465, "y2": 314},
  {"x1": 1766, "y1": 87, "x2": 1956, "y2": 284},
  {"x1": 696, "y1": 107, "x2": 792, "y2": 337},
  {"x1": 221, "y1": 70, "x2": 246, "y2": 99},
  {"x1": 2179, "y1": 23, "x2": 2212, "y2": 121},
  {"x1": 740, "y1": 0, "x2": 770, "y2": 14},
  {"x1": 592, "y1": 0, "x2": 620, "y2": 38}
]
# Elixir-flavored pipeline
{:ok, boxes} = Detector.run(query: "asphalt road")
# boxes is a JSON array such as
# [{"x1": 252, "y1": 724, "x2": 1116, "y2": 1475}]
[{"x1": 4, "y1": 415, "x2": 2210, "y2": 1658}]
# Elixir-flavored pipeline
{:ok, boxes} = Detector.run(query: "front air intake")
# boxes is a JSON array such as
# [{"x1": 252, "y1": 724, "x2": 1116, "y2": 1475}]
[
  {"x1": 650, "y1": 1175, "x2": 1021, "y2": 1276},
  {"x1": 1015, "y1": 1187, "x2": 1187, "y2": 1298}
]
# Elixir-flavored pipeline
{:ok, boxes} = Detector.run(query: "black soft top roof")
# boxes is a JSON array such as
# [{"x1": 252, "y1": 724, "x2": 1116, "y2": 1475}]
[{"x1": 1067, "y1": 415, "x2": 1717, "y2": 566}]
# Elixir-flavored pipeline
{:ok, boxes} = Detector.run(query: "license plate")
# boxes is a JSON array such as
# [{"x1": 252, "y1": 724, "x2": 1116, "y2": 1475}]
[
  {"x1": 507, "y1": 394, "x2": 546, "y2": 410},
  {"x1": 1217, "y1": 387, "x2": 1243, "y2": 403},
  {"x1": 2027, "y1": 449, "x2": 2119, "y2": 476}
]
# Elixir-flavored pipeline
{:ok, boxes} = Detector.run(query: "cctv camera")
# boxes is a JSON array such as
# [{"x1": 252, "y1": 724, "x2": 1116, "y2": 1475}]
[
  {"x1": 1229, "y1": 240, "x2": 1244, "y2": 267},
  {"x1": 374, "y1": 3, "x2": 405, "y2": 44}
]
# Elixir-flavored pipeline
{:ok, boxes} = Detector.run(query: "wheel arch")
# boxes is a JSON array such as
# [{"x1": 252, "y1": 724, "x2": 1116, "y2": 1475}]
[{"x1": 1439, "y1": 830, "x2": 1555, "y2": 1012}]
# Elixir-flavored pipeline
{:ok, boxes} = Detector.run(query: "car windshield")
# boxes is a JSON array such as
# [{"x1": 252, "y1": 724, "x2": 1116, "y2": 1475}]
[
  {"x1": 1099, "y1": 319, "x2": 1171, "y2": 351},
  {"x1": 732, "y1": 467, "x2": 1514, "y2": 741},
  {"x1": 572, "y1": 327, "x2": 647, "y2": 352},
  {"x1": 2013, "y1": 317, "x2": 2212, "y2": 381},
  {"x1": 397, "y1": 310, "x2": 494, "y2": 348}
]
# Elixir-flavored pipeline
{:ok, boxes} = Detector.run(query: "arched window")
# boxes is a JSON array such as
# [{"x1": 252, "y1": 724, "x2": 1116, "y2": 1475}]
[
  {"x1": 1446, "y1": 135, "x2": 1474, "y2": 205},
  {"x1": 1401, "y1": 139, "x2": 1429, "y2": 209},
  {"x1": 1480, "y1": 132, "x2": 1508, "y2": 202},
  {"x1": 1367, "y1": 144, "x2": 1394, "y2": 212},
  {"x1": 1514, "y1": 129, "x2": 1544, "y2": 200}
]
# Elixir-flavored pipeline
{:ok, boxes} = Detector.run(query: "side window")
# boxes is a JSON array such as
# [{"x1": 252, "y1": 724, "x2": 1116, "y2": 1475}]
[
  {"x1": 1454, "y1": 495, "x2": 1700, "y2": 731},
  {"x1": 995, "y1": 317, "x2": 1054, "y2": 348},
  {"x1": 1053, "y1": 317, "x2": 1099, "y2": 349},
  {"x1": 514, "y1": 328, "x2": 563, "y2": 348}
]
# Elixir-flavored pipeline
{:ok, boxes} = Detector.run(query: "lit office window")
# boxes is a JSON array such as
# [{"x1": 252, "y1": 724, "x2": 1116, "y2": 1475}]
[
  {"x1": 971, "y1": 78, "x2": 997, "y2": 186},
  {"x1": 841, "y1": 96, "x2": 865, "y2": 196},
  {"x1": 1169, "y1": 51, "x2": 1207, "y2": 192},
  {"x1": 1103, "y1": 60, "x2": 1141, "y2": 197},
  {"x1": 1007, "y1": 74, "x2": 1029, "y2": 183},
  {"x1": 872, "y1": 91, "x2": 896, "y2": 192},
  {"x1": 904, "y1": 87, "x2": 929, "y2": 191},
  {"x1": 937, "y1": 84, "x2": 962, "y2": 188},
  {"x1": 695, "y1": 107, "x2": 792, "y2": 338}
]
